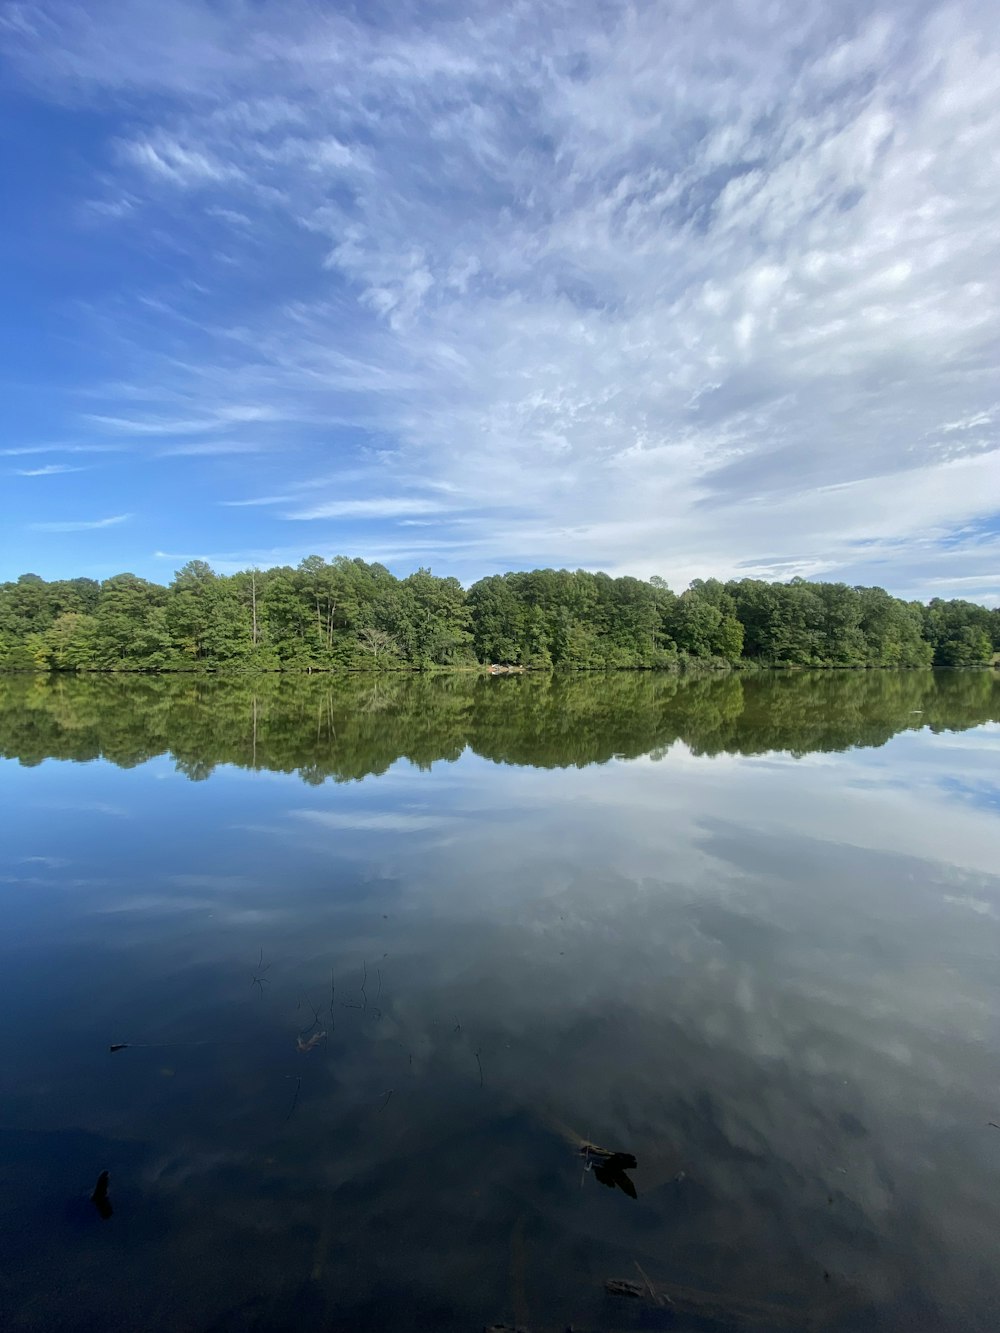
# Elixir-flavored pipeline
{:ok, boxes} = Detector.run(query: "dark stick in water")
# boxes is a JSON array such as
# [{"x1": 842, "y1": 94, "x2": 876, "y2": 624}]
[
  {"x1": 299, "y1": 998, "x2": 324, "y2": 1035},
  {"x1": 377, "y1": 1089, "x2": 394, "y2": 1113},
  {"x1": 285, "y1": 1076, "x2": 302, "y2": 1122},
  {"x1": 251, "y1": 948, "x2": 271, "y2": 992},
  {"x1": 109, "y1": 1040, "x2": 220, "y2": 1052},
  {"x1": 475, "y1": 1048, "x2": 484, "y2": 1088}
]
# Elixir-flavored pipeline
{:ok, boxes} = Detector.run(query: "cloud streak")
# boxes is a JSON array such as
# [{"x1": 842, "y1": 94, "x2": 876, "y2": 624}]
[
  {"x1": 284, "y1": 497, "x2": 450, "y2": 521},
  {"x1": 28, "y1": 514, "x2": 131, "y2": 533},
  {"x1": 13, "y1": 463, "x2": 87, "y2": 477}
]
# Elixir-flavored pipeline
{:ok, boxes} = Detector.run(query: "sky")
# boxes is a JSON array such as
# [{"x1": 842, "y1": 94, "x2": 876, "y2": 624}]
[{"x1": 1, "y1": 0, "x2": 998, "y2": 604}]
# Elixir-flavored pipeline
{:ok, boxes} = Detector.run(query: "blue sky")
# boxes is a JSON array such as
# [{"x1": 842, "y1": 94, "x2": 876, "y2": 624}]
[{"x1": 1, "y1": 0, "x2": 998, "y2": 603}]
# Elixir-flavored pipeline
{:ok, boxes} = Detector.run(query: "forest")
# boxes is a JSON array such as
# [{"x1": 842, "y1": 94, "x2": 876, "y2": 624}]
[{"x1": 0, "y1": 557, "x2": 997, "y2": 672}]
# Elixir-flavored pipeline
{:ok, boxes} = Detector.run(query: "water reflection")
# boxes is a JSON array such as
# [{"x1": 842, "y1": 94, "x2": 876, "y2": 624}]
[
  {"x1": 90, "y1": 1169, "x2": 113, "y2": 1220},
  {"x1": 0, "y1": 667, "x2": 997, "y2": 778},
  {"x1": 0, "y1": 671, "x2": 998, "y2": 1331}
]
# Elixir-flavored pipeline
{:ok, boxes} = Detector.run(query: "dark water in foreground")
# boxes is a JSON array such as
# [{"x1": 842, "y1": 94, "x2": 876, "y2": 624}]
[{"x1": 1, "y1": 669, "x2": 999, "y2": 1332}]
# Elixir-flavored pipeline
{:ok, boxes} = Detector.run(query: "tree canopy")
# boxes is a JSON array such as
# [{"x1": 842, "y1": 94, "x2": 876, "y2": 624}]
[{"x1": 0, "y1": 558, "x2": 996, "y2": 672}]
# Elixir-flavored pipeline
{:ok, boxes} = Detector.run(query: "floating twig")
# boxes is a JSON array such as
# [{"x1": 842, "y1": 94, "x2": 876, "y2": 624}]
[
  {"x1": 376, "y1": 968, "x2": 382, "y2": 1001},
  {"x1": 605, "y1": 1279, "x2": 645, "y2": 1299},
  {"x1": 251, "y1": 948, "x2": 271, "y2": 993},
  {"x1": 989, "y1": 1122, "x2": 1000, "y2": 1130},
  {"x1": 475, "y1": 1048, "x2": 484, "y2": 1088},
  {"x1": 360, "y1": 960, "x2": 368, "y2": 1010},
  {"x1": 109, "y1": 1039, "x2": 220, "y2": 1052},
  {"x1": 377, "y1": 1089, "x2": 394, "y2": 1114},
  {"x1": 285, "y1": 1076, "x2": 302, "y2": 1122},
  {"x1": 634, "y1": 1260, "x2": 670, "y2": 1307},
  {"x1": 296, "y1": 1030, "x2": 327, "y2": 1053},
  {"x1": 299, "y1": 997, "x2": 323, "y2": 1035}
]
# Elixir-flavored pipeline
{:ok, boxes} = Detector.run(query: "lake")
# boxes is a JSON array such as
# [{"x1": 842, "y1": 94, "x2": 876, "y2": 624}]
[{"x1": 1, "y1": 669, "x2": 999, "y2": 1332}]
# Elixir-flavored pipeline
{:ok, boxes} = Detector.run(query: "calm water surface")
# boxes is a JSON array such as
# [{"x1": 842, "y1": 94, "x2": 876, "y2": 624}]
[{"x1": 1, "y1": 670, "x2": 999, "y2": 1332}]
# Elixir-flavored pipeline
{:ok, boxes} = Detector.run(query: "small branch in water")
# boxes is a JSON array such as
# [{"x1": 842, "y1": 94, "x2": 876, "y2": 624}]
[
  {"x1": 251, "y1": 948, "x2": 271, "y2": 993},
  {"x1": 475, "y1": 1048, "x2": 484, "y2": 1088},
  {"x1": 634, "y1": 1260, "x2": 670, "y2": 1307},
  {"x1": 376, "y1": 969, "x2": 382, "y2": 1001},
  {"x1": 285, "y1": 1076, "x2": 302, "y2": 1122},
  {"x1": 360, "y1": 960, "x2": 368, "y2": 1011},
  {"x1": 298, "y1": 998, "x2": 324, "y2": 1035},
  {"x1": 377, "y1": 1089, "x2": 394, "y2": 1114},
  {"x1": 109, "y1": 1039, "x2": 220, "y2": 1052},
  {"x1": 989, "y1": 1122, "x2": 1000, "y2": 1130}
]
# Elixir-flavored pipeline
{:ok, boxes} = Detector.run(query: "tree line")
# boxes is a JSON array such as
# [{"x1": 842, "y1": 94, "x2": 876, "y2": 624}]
[
  {"x1": 2, "y1": 670, "x2": 997, "y2": 780},
  {"x1": 0, "y1": 557, "x2": 997, "y2": 672}
]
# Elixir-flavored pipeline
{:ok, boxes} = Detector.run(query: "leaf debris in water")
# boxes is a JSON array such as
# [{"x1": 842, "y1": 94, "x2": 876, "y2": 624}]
[
  {"x1": 580, "y1": 1143, "x2": 639, "y2": 1198},
  {"x1": 296, "y1": 1030, "x2": 327, "y2": 1053}
]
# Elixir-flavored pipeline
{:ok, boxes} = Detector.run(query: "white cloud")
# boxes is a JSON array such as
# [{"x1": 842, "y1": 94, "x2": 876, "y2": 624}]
[
  {"x1": 151, "y1": 535, "x2": 485, "y2": 574},
  {"x1": 28, "y1": 514, "x2": 131, "y2": 532},
  {"x1": 158, "y1": 439, "x2": 266, "y2": 457},
  {"x1": 85, "y1": 407, "x2": 286, "y2": 436},
  {"x1": 86, "y1": 413, "x2": 222, "y2": 437},
  {"x1": 285, "y1": 497, "x2": 450, "y2": 520},
  {"x1": 0, "y1": 443, "x2": 124, "y2": 456},
  {"x1": 4, "y1": 1, "x2": 1000, "y2": 594},
  {"x1": 13, "y1": 463, "x2": 87, "y2": 476},
  {"x1": 119, "y1": 132, "x2": 242, "y2": 187}
]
